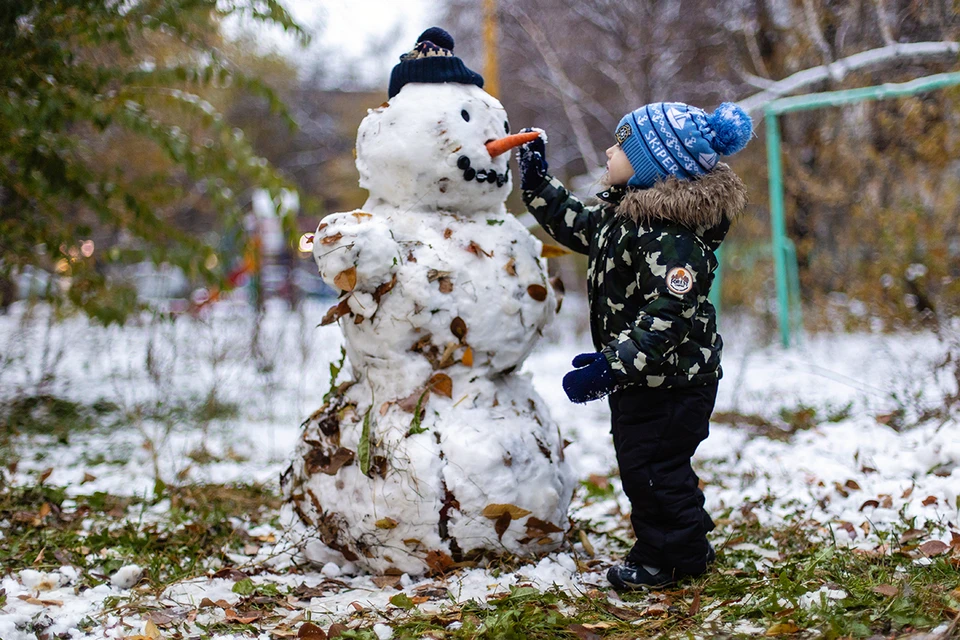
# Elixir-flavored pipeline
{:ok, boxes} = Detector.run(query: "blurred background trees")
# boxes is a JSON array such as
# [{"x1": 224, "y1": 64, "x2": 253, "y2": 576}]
[{"x1": 3, "y1": 0, "x2": 960, "y2": 334}]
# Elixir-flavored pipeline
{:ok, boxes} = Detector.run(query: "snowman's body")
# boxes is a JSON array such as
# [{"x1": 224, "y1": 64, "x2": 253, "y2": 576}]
[{"x1": 282, "y1": 83, "x2": 574, "y2": 575}]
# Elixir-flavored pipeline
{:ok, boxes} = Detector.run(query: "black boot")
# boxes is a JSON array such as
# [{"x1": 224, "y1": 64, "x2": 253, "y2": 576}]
[
  {"x1": 606, "y1": 561, "x2": 675, "y2": 590},
  {"x1": 607, "y1": 543, "x2": 717, "y2": 591}
]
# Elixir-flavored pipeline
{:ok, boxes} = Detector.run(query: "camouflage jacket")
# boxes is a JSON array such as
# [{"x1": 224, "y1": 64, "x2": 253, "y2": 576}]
[{"x1": 522, "y1": 164, "x2": 747, "y2": 390}]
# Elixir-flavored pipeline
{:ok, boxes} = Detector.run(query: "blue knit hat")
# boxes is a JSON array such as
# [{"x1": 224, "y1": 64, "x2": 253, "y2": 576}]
[
  {"x1": 388, "y1": 27, "x2": 484, "y2": 99},
  {"x1": 615, "y1": 102, "x2": 752, "y2": 188}
]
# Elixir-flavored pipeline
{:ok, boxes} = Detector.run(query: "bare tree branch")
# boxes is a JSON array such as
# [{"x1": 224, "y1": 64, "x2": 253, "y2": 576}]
[
  {"x1": 872, "y1": 0, "x2": 896, "y2": 47},
  {"x1": 740, "y1": 41, "x2": 960, "y2": 114},
  {"x1": 507, "y1": 5, "x2": 601, "y2": 166}
]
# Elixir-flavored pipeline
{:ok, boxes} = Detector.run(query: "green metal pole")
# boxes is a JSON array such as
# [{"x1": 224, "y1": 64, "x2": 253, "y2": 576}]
[
  {"x1": 766, "y1": 110, "x2": 792, "y2": 348},
  {"x1": 710, "y1": 246, "x2": 722, "y2": 320}
]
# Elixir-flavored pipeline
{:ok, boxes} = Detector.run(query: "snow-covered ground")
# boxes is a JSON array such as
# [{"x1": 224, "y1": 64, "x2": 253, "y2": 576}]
[{"x1": 1, "y1": 299, "x2": 958, "y2": 639}]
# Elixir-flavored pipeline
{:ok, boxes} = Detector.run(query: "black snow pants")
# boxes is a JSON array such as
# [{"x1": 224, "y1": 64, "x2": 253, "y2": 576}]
[{"x1": 608, "y1": 382, "x2": 718, "y2": 576}]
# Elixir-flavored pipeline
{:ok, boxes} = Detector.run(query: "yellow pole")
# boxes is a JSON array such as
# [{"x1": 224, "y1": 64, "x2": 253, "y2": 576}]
[{"x1": 483, "y1": 0, "x2": 499, "y2": 97}]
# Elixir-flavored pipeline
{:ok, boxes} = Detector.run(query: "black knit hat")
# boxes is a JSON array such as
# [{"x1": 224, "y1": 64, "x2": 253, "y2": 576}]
[{"x1": 388, "y1": 27, "x2": 484, "y2": 99}]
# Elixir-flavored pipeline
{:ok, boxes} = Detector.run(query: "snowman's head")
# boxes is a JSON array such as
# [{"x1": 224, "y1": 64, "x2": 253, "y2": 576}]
[{"x1": 356, "y1": 83, "x2": 534, "y2": 214}]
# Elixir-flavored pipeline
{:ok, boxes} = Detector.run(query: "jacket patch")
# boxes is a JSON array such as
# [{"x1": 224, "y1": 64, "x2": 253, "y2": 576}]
[{"x1": 666, "y1": 267, "x2": 694, "y2": 295}]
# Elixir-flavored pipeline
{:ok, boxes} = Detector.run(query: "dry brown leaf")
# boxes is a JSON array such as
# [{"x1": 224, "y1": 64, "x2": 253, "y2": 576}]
[
  {"x1": 320, "y1": 232, "x2": 343, "y2": 245},
  {"x1": 602, "y1": 602, "x2": 641, "y2": 621},
  {"x1": 461, "y1": 347, "x2": 474, "y2": 367},
  {"x1": 550, "y1": 276, "x2": 565, "y2": 312},
  {"x1": 504, "y1": 257, "x2": 517, "y2": 276},
  {"x1": 922, "y1": 495, "x2": 938, "y2": 506},
  {"x1": 428, "y1": 373, "x2": 453, "y2": 398},
  {"x1": 224, "y1": 609, "x2": 262, "y2": 624},
  {"x1": 321, "y1": 299, "x2": 351, "y2": 326},
  {"x1": 541, "y1": 244, "x2": 572, "y2": 258},
  {"x1": 17, "y1": 595, "x2": 63, "y2": 607},
  {"x1": 398, "y1": 388, "x2": 428, "y2": 413},
  {"x1": 879, "y1": 494, "x2": 894, "y2": 508},
  {"x1": 527, "y1": 284, "x2": 548, "y2": 302},
  {"x1": 844, "y1": 479, "x2": 861, "y2": 491},
  {"x1": 438, "y1": 277, "x2": 454, "y2": 293},
  {"x1": 327, "y1": 623, "x2": 348, "y2": 639},
  {"x1": 351, "y1": 212, "x2": 372, "y2": 221},
  {"x1": 467, "y1": 240, "x2": 492, "y2": 258},
  {"x1": 450, "y1": 317, "x2": 468, "y2": 341},
  {"x1": 494, "y1": 512, "x2": 511, "y2": 540},
  {"x1": 902, "y1": 485, "x2": 914, "y2": 499},
  {"x1": 900, "y1": 528, "x2": 926, "y2": 544},
  {"x1": 375, "y1": 518, "x2": 398, "y2": 530},
  {"x1": 481, "y1": 503, "x2": 532, "y2": 519},
  {"x1": 425, "y1": 550, "x2": 455, "y2": 575},
  {"x1": 373, "y1": 274, "x2": 397, "y2": 303},
  {"x1": 525, "y1": 516, "x2": 563, "y2": 535},
  {"x1": 334, "y1": 267, "x2": 357, "y2": 292},
  {"x1": 689, "y1": 590, "x2": 701, "y2": 615},
  {"x1": 297, "y1": 622, "x2": 327, "y2": 640},
  {"x1": 371, "y1": 575, "x2": 402, "y2": 589},
  {"x1": 919, "y1": 540, "x2": 949, "y2": 557},
  {"x1": 443, "y1": 228, "x2": 453, "y2": 239},
  {"x1": 39, "y1": 468, "x2": 53, "y2": 484},
  {"x1": 144, "y1": 620, "x2": 161, "y2": 639},
  {"x1": 872, "y1": 584, "x2": 898, "y2": 597},
  {"x1": 568, "y1": 624, "x2": 601, "y2": 640},
  {"x1": 82, "y1": 472, "x2": 97, "y2": 484},
  {"x1": 765, "y1": 622, "x2": 800, "y2": 636},
  {"x1": 859, "y1": 499, "x2": 880, "y2": 511},
  {"x1": 578, "y1": 529, "x2": 595, "y2": 557}
]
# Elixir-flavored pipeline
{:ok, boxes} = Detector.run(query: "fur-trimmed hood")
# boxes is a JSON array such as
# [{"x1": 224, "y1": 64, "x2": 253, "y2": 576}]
[{"x1": 610, "y1": 163, "x2": 747, "y2": 251}]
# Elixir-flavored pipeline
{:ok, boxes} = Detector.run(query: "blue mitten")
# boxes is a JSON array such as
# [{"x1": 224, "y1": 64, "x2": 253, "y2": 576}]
[
  {"x1": 517, "y1": 127, "x2": 548, "y2": 190},
  {"x1": 562, "y1": 352, "x2": 616, "y2": 403}
]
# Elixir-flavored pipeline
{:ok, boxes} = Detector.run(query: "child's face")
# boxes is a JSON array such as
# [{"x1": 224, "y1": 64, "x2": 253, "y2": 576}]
[{"x1": 604, "y1": 144, "x2": 634, "y2": 186}]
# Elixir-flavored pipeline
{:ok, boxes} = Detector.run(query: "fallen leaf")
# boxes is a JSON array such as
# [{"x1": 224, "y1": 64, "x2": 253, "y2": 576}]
[
  {"x1": 375, "y1": 518, "x2": 398, "y2": 530},
  {"x1": 443, "y1": 228, "x2": 453, "y2": 239},
  {"x1": 82, "y1": 472, "x2": 97, "y2": 484},
  {"x1": 438, "y1": 277, "x2": 454, "y2": 293},
  {"x1": 144, "y1": 620, "x2": 161, "y2": 639},
  {"x1": 333, "y1": 267, "x2": 357, "y2": 292},
  {"x1": 297, "y1": 622, "x2": 327, "y2": 640},
  {"x1": 922, "y1": 495, "x2": 938, "y2": 506},
  {"x1": 550, "y1": 276, "x2": 565, "y2": 312},
  {"x1": 461, "y1": 347, "x2": 474, "y2": 367},
  {"x1": 525, "y1": 516, "x2": 563, "y2": 535},
  {"x1": 494, "y1": 512, "x2": 511, "y2": 540},
  {"x1": 199, "y1": 597, "x2": 231, "y2": 609},
  {"x1": 879, "y1": 494, "x2": 894, "y2": 508},
  {"x1": 371, "y1": 575, "x2": 402, "y2": 589},
  {"x1": 224, "y1": 609, "x2": 262, "y2": 624},
  {"x1": 527, "y1": 284, "x2": 548, "y2": 302},
  {"x1": 902, "y1": 485, "x2": 914, "y2": 499},
  {"x1": 426, "y1": 269, "x2": 451, "y2": 282},
  {"x1": 919, "y1": 540, "x2": 949, "y2": 557},
  {"x1": 481, "y1": 503, "x2": 532, "y2": 519},
  {"x1": 900, "y1": 528, "x2": 926, "y2": 544},
  {"x1": 766, "y1": 622, "x2": 800, "y2": 636},
  {"x1": 504, "y1": 257, "x2": 517, "y2": 276},
  {"x1": 373, "y1": 274, "x2": 397, "y2": 303},
  {"x1": 438, "y1": 342, "x2": 458, "y2": 368},
  {"x1": 467, "y1": 241, "x2": 492, "y2": 258},
  {"x1": 327, "y1": 624, "x2": 348, "y2": 639},
  {"x1": 212, "y1": 568, "x2": 248, "y2": 582},
  {"x1": 425, "y1": 550, "x2": 455, "y2": 575},
  {"x1": 450, "y1": 317, "x2": 468, "y2": 341},
  {"x1": 541, "y1": 244, "x2": 572, "y2": 258},
  {"x1": 873, "y1": 584, "x2": 898, "y2": 597},
  {"x1": 320, "y1": 232, "x2": 343, "y2": 245},
  {"x1": 859, "y1": 499, "x2": 880, "y2": 511},
  {"x1": 428, "y1": 373, "x2": 453, "y2": 398},
  {"x1": 845, "y1": 479, "x2": 861, "y2": 491},
  {"x1": 689, "y1": 590, "x2": 701, "y2": 615},
  {"x1": 579, "y1": 529, "x2": 595, "y2": 557},
  {"x1": 17, "y1": 595, "x2": 63, "y2": 607},
  {"x1": 351, "y1": 212, "x2": 372, "y2": 221},
  {"x1": 602, "y1": 602, "x2": 641, "y2": 621},
  {"x1": 39, "y1": 468, "x2": 53, "y2": 484},
  {"x1": 568, "y1": 624, "x2": 601, "y2": 640},
  {"x1": 321, "y1": 299, "x2": 351, "y2": 326},
  {"x1": 398, "y1": 388, "x2": 428, "y2": 413}
]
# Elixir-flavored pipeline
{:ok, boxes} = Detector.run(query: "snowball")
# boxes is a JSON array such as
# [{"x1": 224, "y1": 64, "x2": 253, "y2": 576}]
[
  {"x1": 110, "y1": 564, "x2": 143, "y2": 589},
  {"x1": 20, "y1": 569, "x2": 60, "y2": 591},
  {"x1": 373, "y1": 623, "x2": 394, "y2": 640},
  {"x1": 320, "y1": 562, "x2": 341, "y2": 578}
]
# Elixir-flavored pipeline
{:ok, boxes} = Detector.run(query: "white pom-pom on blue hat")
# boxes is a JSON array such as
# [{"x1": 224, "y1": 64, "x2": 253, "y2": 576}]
[{"x1": 706, "y1": 102, "x2": 752, "y2": 156}]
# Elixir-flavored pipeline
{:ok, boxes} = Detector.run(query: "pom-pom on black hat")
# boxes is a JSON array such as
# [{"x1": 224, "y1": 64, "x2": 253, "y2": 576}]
[{"x1": 388, "y1": 27, "x2": 484, "y2": 99}]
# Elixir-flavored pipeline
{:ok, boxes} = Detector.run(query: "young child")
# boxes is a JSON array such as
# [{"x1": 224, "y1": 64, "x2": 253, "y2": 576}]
[{"x1": 517, "y1": 102, "x2": 751, "y2": 589}]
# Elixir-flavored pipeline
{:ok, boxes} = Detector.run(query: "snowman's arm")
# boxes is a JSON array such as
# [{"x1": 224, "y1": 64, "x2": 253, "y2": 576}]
[{"x1": 521, "y1": 175, "x2": 605, "y2": 255}]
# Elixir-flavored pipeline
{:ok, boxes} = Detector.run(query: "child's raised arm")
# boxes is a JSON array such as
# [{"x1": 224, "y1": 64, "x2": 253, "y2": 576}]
[{"x1": 517, "y1": 130, "x2": 607, "y2": 254}]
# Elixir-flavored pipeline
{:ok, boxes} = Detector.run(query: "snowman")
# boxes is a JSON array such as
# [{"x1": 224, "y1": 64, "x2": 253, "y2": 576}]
[{"x1": 282, "y1": 28, "x2": 574, "y2": 576}]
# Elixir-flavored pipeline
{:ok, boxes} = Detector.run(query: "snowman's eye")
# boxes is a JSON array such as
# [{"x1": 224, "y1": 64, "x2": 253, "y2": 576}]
[
  {"x1": 504, "y1": 121, "x2": 510, "y2": 134},
  {"x1": 461, "y1": 109, "x2": 470, "y2": 122}
]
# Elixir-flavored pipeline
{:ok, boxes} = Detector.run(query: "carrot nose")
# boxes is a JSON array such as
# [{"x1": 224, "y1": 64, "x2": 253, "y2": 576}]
[{"x1": 485, "y1": 131, "x2": 542, "y2": 158}]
